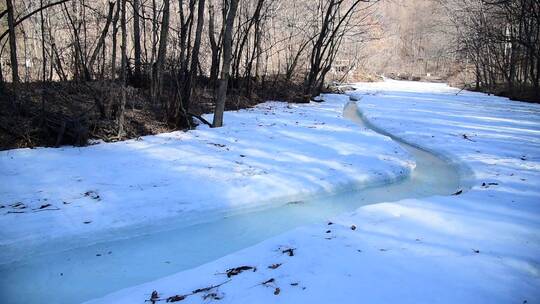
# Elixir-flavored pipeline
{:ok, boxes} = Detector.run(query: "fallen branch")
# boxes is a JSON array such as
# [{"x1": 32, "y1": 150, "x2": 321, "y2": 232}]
[
  {"x1": 145, "y1": 280, "x2": 231, "y2": 303},
  {"x1": 462, "y1": 134, "x2": 476, "y2": 142},
  {"x1": 225, "y1": 266, "x2": 257, "y2": 278},
  {"x1": 188, "y1": 112, "x2": 212, "y2": 127},
  {"x1": 32, "y1": 207, "x2": 61, "y2": 212},
  {"x1": 4, "y1": 211, "x2": 26, "y2": 215}
]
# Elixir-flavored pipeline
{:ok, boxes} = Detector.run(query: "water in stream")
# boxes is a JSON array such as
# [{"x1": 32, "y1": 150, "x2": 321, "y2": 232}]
[{"x1": 0, "y1": 102, "x2": 463, "y2": 304}]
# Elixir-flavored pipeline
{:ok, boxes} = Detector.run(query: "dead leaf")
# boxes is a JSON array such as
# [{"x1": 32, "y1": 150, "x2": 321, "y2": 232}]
[
  {"x1": 268, "y1": 263, "x2": 282, "y2": 269},
  {"x1": 282, "y1": 248, "x2": 295, "y2": 256},
  {"x1": 462, "y1": 134, "x2": 475, "y2": 142},
  {"x1": 208, "y1": 143, "x2": 226, "y2": 148},
  {"x1": 202, "y1": 293, "x2": 223, "y2": 300},
  {"x1": 225, "y1": 266, "x2": 256, "y2": 278},
  {"x1": 10, "y1": 202, "x2": 26, "y2": 209},
  {"x1": 149, "y1": 290, "x2": 159, "y2": 304},
  {"x1": 166, "y1": 295, "x2": 186, "y2": 302},
  {"x1": 84, "y1": 191, "x2": 101, "y2": 201}
]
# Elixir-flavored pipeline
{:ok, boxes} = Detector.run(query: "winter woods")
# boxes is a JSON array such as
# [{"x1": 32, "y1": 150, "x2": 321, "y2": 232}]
[
  {"x1": 0, "y1": 0, "x2": 378, "y2": 132},
  {"x1": 441, "y1": 0, "x2": 540, "y2": 100}
]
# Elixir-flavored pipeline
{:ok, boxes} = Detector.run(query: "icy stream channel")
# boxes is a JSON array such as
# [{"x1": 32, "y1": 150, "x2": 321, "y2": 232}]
[{"x1": 0, "y1": 101, "x2": 465, "y2": 304}]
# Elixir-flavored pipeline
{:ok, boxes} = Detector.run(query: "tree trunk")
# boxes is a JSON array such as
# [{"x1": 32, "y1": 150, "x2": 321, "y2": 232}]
[
  {"x1": 40, "y1": 0, "x2": 47, "y2": 83},
  {"x1": 118, "y1": 0, "x2": 128, "y2": 138},
  {"x1": 152, "y1": 0, "x2": 170, "y2": 103},
  {"x1": 63, "y1": 3, "x2": 90, "y2": 80},
  {"x1": 208, "y1": 0, "x2": 220, "y2": 87},
  {"x1": 40, "y1": 0, "x2": 47, "y2": 116},
  {"x1": 6, "y1": 0, "x2": 19, "y2": 84},
  {"x1": 0, "y1": 60, "x2": 4, "y2": 84},
  {"x1": 88, "y1": 1, "x2": 116, "y2": 76},
  {"x1": 110, "y1": 0, "x2": 121, "y2": 81},
  {"x1": 213, "y1": 0, "x2": 239, "y2": 128},
  {"x1": 133, "y1": 0, "x2": 142, "y2": 86},
  {"x1": 180, "y1": 0, "x2": 206, "y2": 119}
]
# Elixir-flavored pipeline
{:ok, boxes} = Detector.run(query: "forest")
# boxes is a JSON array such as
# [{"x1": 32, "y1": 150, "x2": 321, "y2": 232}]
[{"x1": 0, "y1": 0, "x2": 539, "y2": 149}]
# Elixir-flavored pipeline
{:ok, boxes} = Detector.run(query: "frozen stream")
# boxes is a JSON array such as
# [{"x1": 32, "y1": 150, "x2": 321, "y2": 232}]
[{"x1": 0, "y1": 101, "x2": 466, "y2": 304}]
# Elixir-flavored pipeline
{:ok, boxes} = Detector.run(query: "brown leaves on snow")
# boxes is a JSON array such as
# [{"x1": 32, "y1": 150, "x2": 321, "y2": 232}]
[
  {"x1": 281, "y1": 248, "x2": 295, "y2": 257},
  {"x1": 268, "y1": 263, "x2": 282, "y2": 269},
  {"x1": 225, "y1": 266, "x2": 257, "y2": 278},
  {"x1": 452, "y1": 189, "x2": 463, "y2": 195}
]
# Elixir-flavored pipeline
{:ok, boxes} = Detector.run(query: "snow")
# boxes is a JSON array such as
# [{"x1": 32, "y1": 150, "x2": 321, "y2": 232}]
[
  {"x1": 84, "y1": 80, "x2": 540, "y2": 304},
  {"x1": 0, "y1": 95, "x2": 413, "y2": 264}
]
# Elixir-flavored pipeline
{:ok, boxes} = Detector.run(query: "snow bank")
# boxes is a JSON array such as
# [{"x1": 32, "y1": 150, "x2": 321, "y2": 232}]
[
  {"x1": 86, "y1": 80, "x2": 540, "y2": 303},
  {"x1": 0, "y1": 94, "x2": 413, "y2": 262}
]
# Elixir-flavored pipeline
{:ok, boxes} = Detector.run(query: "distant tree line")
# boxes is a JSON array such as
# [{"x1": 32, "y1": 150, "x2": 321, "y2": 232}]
[{"x1": 441, "y1": 0, "x2": 540, "y2": 100}]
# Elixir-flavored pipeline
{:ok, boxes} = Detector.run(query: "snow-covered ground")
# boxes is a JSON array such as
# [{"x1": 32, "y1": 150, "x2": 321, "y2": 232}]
[
  {"x1": 85, "y1": 80, "x2": 540, "y2": 303},
  {"x1": 0, "y1": 95, "x2": 413, "y2": 263}
]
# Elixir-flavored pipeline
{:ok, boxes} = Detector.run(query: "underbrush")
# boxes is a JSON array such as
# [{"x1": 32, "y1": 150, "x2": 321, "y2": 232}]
[{"x1": 0, "y1": 76, "x2": 313, "y2": 150}]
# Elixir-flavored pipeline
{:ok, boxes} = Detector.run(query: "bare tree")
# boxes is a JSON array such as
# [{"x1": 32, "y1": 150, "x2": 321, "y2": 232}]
[
  {"x1": 133, "y1": 0, "x2": 142, "y2": 85},
  {"x1": 151, "y1": 0, "x2": 170, "y2": 103},
  {"x1": 208, "y1": 0, "x2": 221, "y2": 87},
  {"x1": 213, "y1": 0, "x2": 240, "y2": 127},
  {"x1": 118, "y1": 0, "x2": 128, "y2": 137},
  {"x1": 441, "y1": 0, "x2": 540, "y2": 99},
  {"x1": 111, "y1": 0, "x2": 121, "y2": 81},
  {"x1": 88, "y1": 1, "x2": 116, "y2": 76},
  {"x1": 6, "y1": 0, "x2": 19, "y2": 84},
  {"x1": 177, "y1": 0, "x2": 206, "y2": 126},
  {"x1": 305, "y1": 0, "x2": 376, "y2": 97}
]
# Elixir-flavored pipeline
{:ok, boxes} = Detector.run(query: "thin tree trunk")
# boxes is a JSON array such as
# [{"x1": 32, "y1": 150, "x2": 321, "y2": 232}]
[
  {"x1": 0, "y1": 60, "x2": 4, "y2": 84},
  {"x1": 88, "y1": 1, "x2": 115, "y2": 76},
  {"x1": 208, "y1": 0, "x2": 220, "y2": 87},
  {"x1": 149, "y1": 0, "x2": 158, "y2": 104},
  {"x1": 118, "y1": 0, "x2": 127, "y2": 138},
  {"x1": 6, "y1": 0, "x2": 19, "y2": 84},
  {"x1": 41, "y1": 0, "x2": 47, "y2": 116},
  {"x1": 180, "y1": 0, "x2": 206, "y2": 121},
  {"x1": 111, "y1": 0, "x2": 121, "y2": 80},
  {"x1": 152, "y1": 0, "x2": 170, "y2": 103},
  {"x1": 63, "y1": 3, "x2": 90, "y2": 80},
  {"x1": 40, "y1": 0, "x2": 47, "y2": 83},
  {"x1": 254, "y1": 19, "x2": 263, "y2": 82},
  {"x1": 51, "y1": 42, "x2": 68, "y2": 81},
  {"x1": 133, "y1": 0, "x2": 142, "y2": 86},
  {"x1": 213, "y1": 0, "x2": 239, "y2": 128}
]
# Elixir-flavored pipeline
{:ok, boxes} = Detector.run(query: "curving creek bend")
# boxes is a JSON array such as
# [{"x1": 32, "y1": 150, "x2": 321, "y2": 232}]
[{"x1": 0, "y1": 100, "x2": 467, "y2": 304}]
